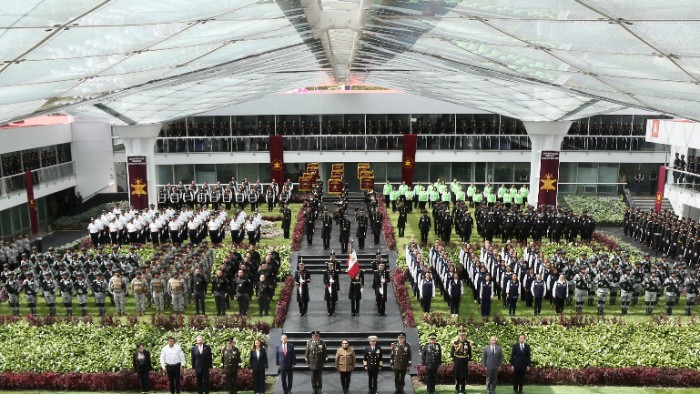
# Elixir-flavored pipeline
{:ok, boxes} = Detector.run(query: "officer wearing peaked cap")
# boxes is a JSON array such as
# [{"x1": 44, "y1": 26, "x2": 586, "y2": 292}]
[
  {"x1": 391, "y1": 332, "x2": 411, "y2": 394},
  {"x1": 305, "y1": 330, "x2": 327, "y2": 394},
  {"x1": 421, "y1": 333, "x2": 442, "y2": 394},
  {"x1": 364, "y1": 335, "x2": 383, "y2": 394}
]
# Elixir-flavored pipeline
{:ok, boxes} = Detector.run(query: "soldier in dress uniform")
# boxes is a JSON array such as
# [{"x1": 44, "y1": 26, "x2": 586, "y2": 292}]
[
  {"x1": 41, "y1": 271, "x2": 58, "y2": 316},
  {"x1": 397, "y1": 202, "x2": 408, "y2": 237},
  {"x1": 4, "y1": 271, "x2": 20, "y2": 315},
  {"x1": 419, "y1": 211, "x2": 431, "y2": 245},
  {"x1": 356, "y1": 208, "x2": 368, "y2": 250},
  {"x1": 59, "y1": 271, "x2": 74, "y2": 316},
  {"x1": 131, "y1": 271, "x2": 149, "y2": 315},
  {"x1": 221, "y1": 338, "x2": 242, "y2": 394},
  {"x1": 294, "y1": 261, "x2": 311, "y2": 316},
  {"x1": 340, "y1": 214, "x2": 351, "y2": 254},
  {"x1": 390, "y1": 332, "x2": 412, "y2": 394},
  {"x1": 323, "y1": 261, "x2": 339, "y2": 316},
  {"x1": 150, "y1": 271, "x2": 166, "y2": 314},
  {"x1": 373, "y1": 262, "x2": 390, "y2": 316},
  {"x1": 451, "y1": 330, "x2": 472, "y2": 394},
  {"x1": 305, "y1": 207, "x2": 316, "y2": 246},
  {"x1": 281, "y1": 204, "x2": 292, "y2": 239},
  {"x1": 321, "y1": 210, "x2": 333, "y2": 250},
  {"x1": 305, "y1": 331, "x2": 328, "y2": 394},
  {"x1": 372, "y1": 208, "x2": 383, "y2": 245},
  {"x1": 349, "y1": 269, "x2": 365, "y2": 316},
  {"x1": 421, "y1": 333, "x2": 442, "y2": 394},
  {"x1": 364, "y1": 335, "x2": 383, "y2": 394}
]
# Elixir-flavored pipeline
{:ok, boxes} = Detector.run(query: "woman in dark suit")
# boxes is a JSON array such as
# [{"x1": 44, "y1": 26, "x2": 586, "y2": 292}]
[
  {"x1": 132, "y1": 342, "x2": 152, "y2": 394},
  {"x1": 249, "y1": 339, "x2": 268, "y2": 394}
]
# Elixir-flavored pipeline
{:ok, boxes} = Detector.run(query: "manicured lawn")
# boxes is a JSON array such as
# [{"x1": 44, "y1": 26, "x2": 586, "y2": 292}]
[
  {"x1": 388, "y1": 207, "x2": 698, "y2": 323},
  {"x1": 0, "y1": 204, "x2": 301, "y2": 321}
]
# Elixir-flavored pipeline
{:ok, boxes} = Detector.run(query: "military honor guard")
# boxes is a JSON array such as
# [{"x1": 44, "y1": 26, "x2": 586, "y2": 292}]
[
  {"x1": 305, "y1": 331, "x2": 328, "y2": 394},
  {"x1": 421, "y1": 333, "x2": 442, "y2": 394},
  {"x1": 390, "y1": 332, "x2": 412, "y2": 394},
  {"x1": 294, "y1": 261, "x2": 311, "y2": 316},
  {"x1": 323, "y1": 261, "x2": 339, "y2": 316},
  {"x1": 451, "y1": 330, "x2": 472, "y2": 394},
  {"x1": 349, "y1": 269, "x2": 365, "y2": 316},
  {"x1": 373, "y1": 262, "x2": 390, "y2": 316},
  {"x1": 364, "y1": 335, "x2": 383, "y2": 394}
]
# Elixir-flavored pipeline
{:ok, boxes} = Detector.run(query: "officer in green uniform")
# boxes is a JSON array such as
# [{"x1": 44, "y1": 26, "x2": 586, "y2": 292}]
[
  {"x1": 383, "y1": 181, "x2": 392, "y2": 206},
  {"x1": 520, "y1": 185, "x2": 529, "y2": 205},
  {"x1": 390, "y1": 332, "x2": 412, "y2": 394},
  {"x1": 503, "y1": 190, "x2": 514, "y2": 208},
  {"x1": 429, "y1": 188, "x2": 440, "y2": 209},
  {"x1": 221, "y1": 338, "x2": 242, "y2": 394},
  {"x1": 486, "y1": 191, "x2": 497, "y2": 207},
  {"x1": 398, "y1": 181, "x2": 409, "y2": 203},
  {"x1": 455, "y1": 188, "x2": 466, "y2": 204},
  {"x1": 466, "y1": 183, "x2": 476, "y2": 205},
  {"x1": 441, "y1": 190, "x2": 451, "y2": 210},
  {"x1": 305, "y1": 331, "x2": 327, "y2": 394},
  {"x1": 412, "y1": 182, "x2": 424, "y2": 209},
  {"x1": 404, "y1": 188, "x2": 415, "y2": 213},
  {"x1": 472, "y1": 190, "x2": 483, "y2": 208},
  {"x1": 390, "y1": 186, "x2": 400, "y2": 213},
  {"x1": 418, "y1": 188, "x2": 429, "y2": 212}
]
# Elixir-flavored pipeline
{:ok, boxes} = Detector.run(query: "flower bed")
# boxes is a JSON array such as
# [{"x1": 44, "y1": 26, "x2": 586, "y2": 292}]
[
  {"x1": 0, "y1": 369, "x2": 253, "y2": 391},
  {"x1": 392, "y1": 268, "x2": 416, "y2": 327},
  {"x1": 290, "y1": 208, "x2": 306, "y2": 252},
  {"x1": 415, "y1": 364, "x2": 700, "y2": 387},
  {"x1": 273, "y1": 275, "x2": 295, "y2": 328},
  {"x1": 377, "y1": 198, "x2": 396, "y2": 250}
]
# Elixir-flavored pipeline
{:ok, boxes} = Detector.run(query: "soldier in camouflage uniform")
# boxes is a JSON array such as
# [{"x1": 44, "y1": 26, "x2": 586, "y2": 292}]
[
  {"x1": 41, "y1": 272, "x2": 58, "y2": 316},
  {"x1": 664, "y1": 271, "x2": 682, "y2": 315},
  {"x1": 573, "y1": 266, "x2": 589, "y2": 314},
  {"x1": 4, "y1": 271, "x2": 20, "y2": 315},
  {"x1": 619, "y1": 269, "x2": 634, "y2": 315},
  {"x1": 685, "y1": 271, "x2": 698, "y2": 316},
  {"x1": 305, "y1": 331, "x2": 327, "y2": 394},
  {"x1": 130, "y1": 271, "x2": 149, "y2": 315},
  {"x1": 644, "y1": 270, "x2": 661, "y2": 315},
  {"x1": 75, "y1": 272, "x2": 90, "y2": 316},
  {"x1": 22, "y1": 271, "x2": 40, "y2": 315},
  {"x1": 151, "y1": 271, "x2": 166, "y2": 314},
  {"x1": 168, "y1": 271, "x2": 186, "y2": 314},
  {"x1": 59, "y1": 271, "x2": 74, "y2": 316},
  {"x1": 390, "y1": 332, "x2": 412, "y2": 394},
  {"x1": 109, "y1": 268, "x2": 128, "y2": 315},
  {"x1": 595, "y1": 267, "x2": 611, "y2": 315}
]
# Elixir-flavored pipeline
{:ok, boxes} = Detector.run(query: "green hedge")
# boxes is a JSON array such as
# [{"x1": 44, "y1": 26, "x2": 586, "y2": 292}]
[
  {"x1": 558, "y1": 195, "x2": 627, "y2": 226},
  {"x1": 0, "y1": 322, "x2": 264, "y2": 373},
  {"x1": 418, "y1": 320, "x2": 700, "y2": 369}
]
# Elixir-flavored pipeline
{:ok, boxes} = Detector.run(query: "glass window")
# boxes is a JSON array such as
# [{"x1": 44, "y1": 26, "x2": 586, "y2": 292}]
[
  {"x1": 194, "y1": 164, "x2": 216, "y2": 184},
  {"x1": 257, "y1": 164, "x2": 271, "y2": 183},
  {"x1": 1, "y1": 208, "x2": 11, "y2": 237},
  {"x1": 237, "y1": 163, "x2": 259, "y2": 183},
  {"x1": 373, "y1": 162, "x2": 387, "y2": 182},
  {"x1": 387, "y1": 162, "x2": 402, "y2": 182},
  {"x1": 173, "y1": 164, "x2": 194, "y2": 184},
  {"x1": 452, "y1": 162, "x2": 472, "y2": 182},
  {"x1": 475, "y1": 162, "x2": 487, "y2": 184},
  {"x1": 217, "y1": 164, "x2": 237, "y2": 183},
  {"x1": 576, "y1": 162, "x2": 598, "y2": 194},
  {"x1": 493, "y1": 162, "x2": 514, "y2": 183},
  {"x1": 156, "y1": 165, "x2": 173, "y2": 185},
  {"x1": 413, "y1": 162, "x2": 430, "y2": 183},
  {"x1": 429, "y1": 162, "x2": 450, "y2": 183}
]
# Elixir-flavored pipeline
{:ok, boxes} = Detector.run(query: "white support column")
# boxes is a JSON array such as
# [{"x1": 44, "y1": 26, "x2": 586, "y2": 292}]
[
  {"x1": 523, "y1": 121, "x2": 572, "y2": 207},
  {"x1": 114, "y1": 124, "x2": 162, "y2": 207}
]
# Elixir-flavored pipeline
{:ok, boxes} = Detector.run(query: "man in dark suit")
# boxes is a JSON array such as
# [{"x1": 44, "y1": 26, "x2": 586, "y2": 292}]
[
  {"x1": 276, "y1": 334, "x2": 296, "y2": 394},
  {"x1": 510, "y1": 333, "x2": 532, "y2": 394},
  {"x1": 481, "y1": 336, "x2": 503, "y2": 394},
  {"x1": 191, "y1": 335, "x2": 213, "y2": 394}
]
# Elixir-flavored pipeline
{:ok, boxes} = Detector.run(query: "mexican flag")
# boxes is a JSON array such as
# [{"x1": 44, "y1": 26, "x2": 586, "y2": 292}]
[{"x1": 346, "y1": 250, "x2": 359, "y2": 278}]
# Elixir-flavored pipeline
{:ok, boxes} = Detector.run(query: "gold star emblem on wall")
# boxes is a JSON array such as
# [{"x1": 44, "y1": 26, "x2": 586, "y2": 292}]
[
  {"x1": 540, "y1": 173, "x2": 557, "y2": 192},
  {"x1": 131, "y1": 178, "x2": 147, "y2": 196}
]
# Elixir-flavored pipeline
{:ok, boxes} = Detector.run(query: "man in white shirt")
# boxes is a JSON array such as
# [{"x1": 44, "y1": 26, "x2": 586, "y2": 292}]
[{"x1": 160, "y1": 336, "x2": 186, "y2": 394}]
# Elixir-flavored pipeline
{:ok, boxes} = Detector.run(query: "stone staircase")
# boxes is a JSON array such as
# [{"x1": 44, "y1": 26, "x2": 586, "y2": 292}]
[
  {"x1": 632, "y1": 195, "x2": 673, "y2": 211},
  {"x1": 298, "y1": 253, "x2": 387, "y2": 274}
]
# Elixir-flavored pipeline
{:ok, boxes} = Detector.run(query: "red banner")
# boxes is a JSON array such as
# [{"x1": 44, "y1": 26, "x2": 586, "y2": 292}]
[
  {"x1": 537, "y1": 151, "x2": 560, "y2": 208},
  {"x1": 402, "y1": 133, "x2": 417, "y2": 186},
  {"x1": 360, "y1": 177, "x2": 375, "y2": 191},
  {"x1": 299, "y1": 178, "x2": 313, "y2": 192},
  {"x1": 655, "y1": 165, "x2": 667, "y2": 212},
  {"x1": 127, "y1": 156, "x2": 149, "y2": 210},
  {"x1": 24, "y1": 170, "x2": 39, "y2": 234},
  {"x1": 328, "y1": 178, "x2": 344, "y2": 194},
  {"x1": 269, "y1": 135, "x2": 285, "y2": 186}
]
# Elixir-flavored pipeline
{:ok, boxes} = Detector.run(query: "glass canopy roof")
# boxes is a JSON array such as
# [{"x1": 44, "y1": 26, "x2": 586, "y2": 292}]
[{"x1": 0, "y1": 0, "x2": 699, "y2": 124}]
